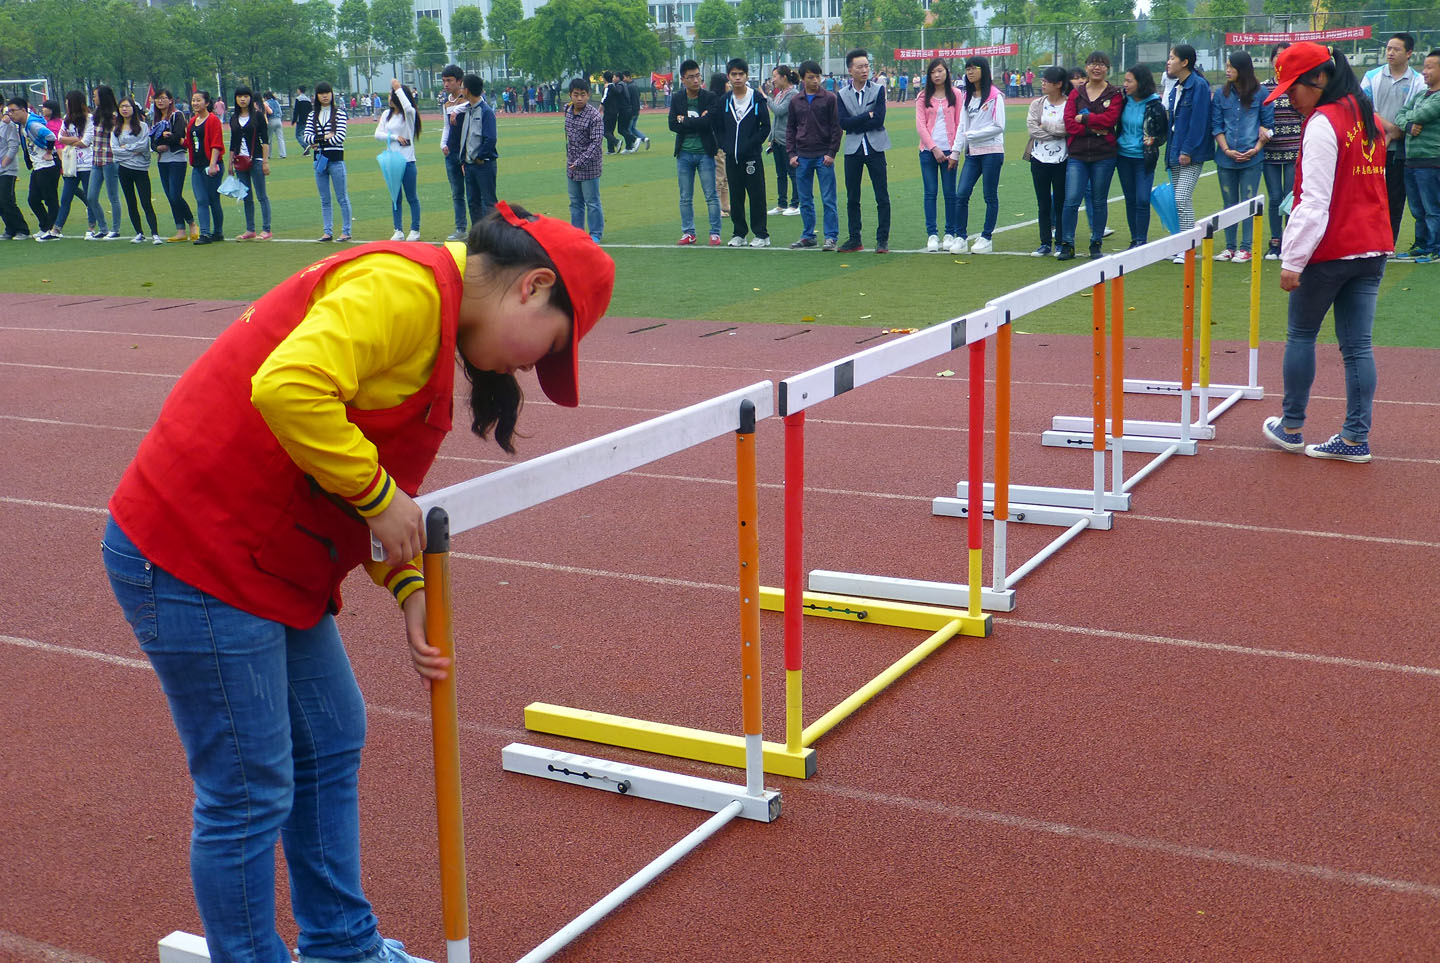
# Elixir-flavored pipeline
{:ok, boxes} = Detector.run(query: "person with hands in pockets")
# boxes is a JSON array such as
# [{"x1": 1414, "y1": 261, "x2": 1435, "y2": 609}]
[
  {"x1": 716, "y1": 57, "x2": 772, "y2": 247},
  {"x1": 103, "y1": 204, "x2": 615, "y2": 963}
]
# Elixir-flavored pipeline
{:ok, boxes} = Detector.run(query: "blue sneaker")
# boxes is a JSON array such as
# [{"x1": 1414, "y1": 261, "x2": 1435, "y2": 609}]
[
  {"x1": 300, "y1": 938, "x2": 434, "y2": 963},
  {"x1": 1305, "y1": 434, "x2": 1371, "y2": 463},
  {"x1": 1414, "y1": 253, "x2": 1437, "y2": 264},
  {"x1": 1394, "y1": 246, "x2": 1423, "y2": 260},
  {"x1": 1262, "y1": 416, "x2": 1304, "y2": 452}
]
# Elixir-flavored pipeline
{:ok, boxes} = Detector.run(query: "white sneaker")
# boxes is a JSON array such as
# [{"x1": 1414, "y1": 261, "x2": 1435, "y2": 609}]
[
  {"x1": 1102, "y1": 227, "x2": 1115, "y2": 238},
  {"x1": 926, "y1": 234, "x2": 939, "y2": 253},
  {"x1": 131, "y1": 233, "x2": 146, "y2": 243},
  {"x1": 969, "y1": 236, "x2": 993, "y2": 254},
  {"x1": 406, "y1": 230, "x2": 421, "y2": 241},
  {"x1": 783, "y1": 206, "x2": 800, "y2": 216},
  {"x1": 1213, "y1": 248, "x2": 1235, "y2": 261},
  {"x1": 391, "y1": 230, "x2": 405, "y2": 241},
  {"x1": 103, "y1": 231, "x2": 120, "y2": 240},
  {"x1": 45, "y1": 229, "x2": 63, "y2": 239},
  {"x1": 84, "y1": 231, "x2": 97, "y2": 240},
  {"x1": 949, "y1": 236, "x2": 969, "y2": 255},
  {"x1": 152, "y1": 234, "x2": 164, "y2": 245},
  {"x1": 767, "y1": 206, "x2": 784, "y2": 215},
  {"x1": 749, "y1": 236, "x2": 771, "y2": 248},
  {"x1": 1172, "y1": 253, "x2": 1188, "y2": 264},
  {"x1": 727, "y1": 235, "x2": 747, "y2": 247},
  {"x1": 941, "y1": 233, "x2": 954, "y2": 249}
]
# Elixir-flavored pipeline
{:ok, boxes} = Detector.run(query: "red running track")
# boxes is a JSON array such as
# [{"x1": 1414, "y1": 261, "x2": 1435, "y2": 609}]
[{"x1": 2, "y1": 298, "x2": 1438, "y2": 962}]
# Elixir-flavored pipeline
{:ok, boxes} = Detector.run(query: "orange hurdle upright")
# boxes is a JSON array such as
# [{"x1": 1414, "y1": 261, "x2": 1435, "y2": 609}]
[{"x1": 736, "y1": 399, "x2": 764, "y2": 797}]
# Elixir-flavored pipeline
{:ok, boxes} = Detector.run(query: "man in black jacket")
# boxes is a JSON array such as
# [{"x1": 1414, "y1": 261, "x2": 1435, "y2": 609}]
[
  {"x1": 601, "y1": 71, "x2": 621, "y2": 153},
  {"x1": 614, "y1": 70, "x2": 637, "y2": 152},
  {"x1": 715, "y1": 58, "x2": 771, "y2": 246},
  {"x1": 623, "y1": 70, "x2": 650, "y2": 150},
  {"x1": 292, "y1": 87, "x2": 312, "y2": 133},
  {"x1": 668, "y1": 59, "x2": 722, "y2": 244}
]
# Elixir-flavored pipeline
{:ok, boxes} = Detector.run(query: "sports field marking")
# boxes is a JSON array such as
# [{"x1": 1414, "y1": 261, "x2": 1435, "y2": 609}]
[
  {"x1": 0, "y1": 930, "x2": 108, "y2": 963},
  {"x1": 0, "y1": 361, "x2": 178, "y2": 379},
  {"x1": 0, "y1": 325, "x2": 216, "y2": 341},
  {"x1": 816, "y1": 781, "x2": 1440, "y2": 901},
  {"x1": 0, "y1": 414, "x2": 146, "y2": 433},
  {"x1": 4, "y1": 630, "x2": 1438, "y2": 905},
  {"x1": 1127, "y1": 514, "x2": 1440, "y2": 549}
]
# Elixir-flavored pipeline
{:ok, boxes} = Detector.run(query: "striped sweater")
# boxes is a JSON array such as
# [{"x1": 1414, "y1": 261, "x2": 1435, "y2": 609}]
[{"x1": 303, "y1": 103, "x2": 348, "y2": 161}]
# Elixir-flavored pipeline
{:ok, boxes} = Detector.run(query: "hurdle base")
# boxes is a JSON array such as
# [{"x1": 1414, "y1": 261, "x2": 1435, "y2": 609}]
[
  {"x1": 953, "y1": 481, "x2": 1130, "y2": 513},
  {"x1": 524, "y1": 703, "x2": 817, "y2": 779},
  {"x1": 1040, "y1": 431, "x2": 1199, "y2": 455},
  {"x1": 502, "y1": 743, "x2": 780, "y2": 823},
  {"x1": 932, "y1": 497, "x2": 1116, "y2": 531},
  {"x1": 807, "y1": 570, "x2": 1016, "y2": 613},
  {"x1": 159, "y1": 932, "x2": 210, "y2": 963},
  {"x1": 1050, "y1": 415, "x2": 1217, "y2": 441},
  {"x1": 1124, "y1": 378, "x2": 1264, "y2": 400},
  {"x1": 758, "y1": 585, "x2": 993, "y2": 634}
]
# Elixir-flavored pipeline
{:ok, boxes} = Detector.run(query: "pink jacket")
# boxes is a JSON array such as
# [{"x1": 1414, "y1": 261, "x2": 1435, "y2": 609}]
[{"x1": 914, "y1": 88, "x2": 963, "y2": 152}]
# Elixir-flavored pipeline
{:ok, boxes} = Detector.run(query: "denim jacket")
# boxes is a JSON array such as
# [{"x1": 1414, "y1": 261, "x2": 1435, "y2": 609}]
[
  {"x1": 1210, "y1": 86, "x2": 1274, "y2": 170},
  {"x1": 1165, "y1": 71, "x2": 1213, "y2": 167}
]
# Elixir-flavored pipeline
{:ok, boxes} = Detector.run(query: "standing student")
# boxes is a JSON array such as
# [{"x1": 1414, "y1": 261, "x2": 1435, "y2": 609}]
[
  {"x1": 264, "y1": 90, "x2": 287, "y2": 159},
  {"x1": 103, "y1": 202, "x2": 614, "y2": 963},
  {"x1": 1393, "y1": 49, "x2": 1440, "y2": 262},
  {"x1": 1025, "y1": 66, "x2": 1071, "y2": 257},
  {"x1": 7, "y1": 98, "x2": 60, "y2": 239},
  {"x1": 0, "y1": 107, "x2": 30, "y2": 239},
  {"x1": 787, "y1": 60, "x2": 842, "y2": 250},
  {"x1": 1360, "y1": 33, "x2": 1424, "y2": 244},
  {"x1": 1260, "y1": 44, "x2": 1302, "y2": 260},
  {"x1": 458, "y1": 74, "x2": 497, "y2": 226},
  {"x1": 668, "y1": 59, "x2": 722, "y2": 246},
  {"x1": 1116, "y1": 64, "x2": 1166, "y2": 247},
  {"x1": 836, "y1": 48, "x2": 892, "y2": 253},
  {"x1": 439, "y1": 64, "x2": 470, "y2": 240},
  {"x1": 293, "y1": 86, "x2": 313, "y2": 136},
  {"x1": 1259, "y1": 43, "x2": 1391, "y2": 464},
  {"x1": 916, "y1": 57, "x2": 961, "y2": 252},
  {"x1": 950, "y1": 55, "x2": 1005, "y2": 254},
  {"x1": 717, "y1": 58, "x2": 771, "y2": 247},
  {"x1": 1211, "y1": 51, "x2": 1273, "y2": 262},
  {"x1": 111, "y1": 95, "x2": 163, "y2": 244},
  {"x1": 150, "y1": 89, "x2": 196, "y2": 241},
  {"x1": 767, "y1": 65, "x2": 800, "y2": 215},
  {"x1": 376, "y1": 79, "x2": 421, "y2": 241},
  {"x1": 185, "y1": 89, "x2": 226, "y2": 244},
  {"x1": 563, "y1": 76, "x2": 604, "y2": 242},
  {"x1": 1164, "y1": 44, "x2": 1214, "y2": 261},
  {"x1": 1060, "y1": 51, "x2": 1122, "y2": 260},
  {"x1": 302, "y1": 82, "x2": 352, "y2": 242},
  {"x1": 623, "y1": 70, "x2": 650, "y2": 150},
  {"x1": 85, "y1": 85, "x2": 123, "y2": 239},
  {"x1": 708, "y1": 73, "x2": 731, "y2": 214},
  {"x1": 229, "y1": 86, "x2": 272, "y2": 240}
]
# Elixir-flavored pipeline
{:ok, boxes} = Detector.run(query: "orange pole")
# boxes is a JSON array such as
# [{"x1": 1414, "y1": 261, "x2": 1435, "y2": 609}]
[
  {"x1": 1091, "y1": 281, "x2": 1106, "y2": 452},
  {"x1": 424, "y1": 509, "x2": 469, "y2": 954},
  {"x1": 736, "y1": 402, "x2": 761, "y2": 740},
  {"x1": 1182, "y1": 249, "x2": 1195, "y2": 391},
  {"x1": 1110, "y1": 274, "x2": 1125, "y2": 440},
  {"x1": 994, "y1": 325, "x2": 1011, "y2": 522}
]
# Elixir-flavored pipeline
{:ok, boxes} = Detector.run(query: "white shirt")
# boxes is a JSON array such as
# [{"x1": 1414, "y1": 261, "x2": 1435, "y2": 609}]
[
  {"x1": 1033, "y1": 100, "x2": 1067, "y2": 164},
  {"x1": 931, "y1": 109, "x2": 948, "y2": 152}
]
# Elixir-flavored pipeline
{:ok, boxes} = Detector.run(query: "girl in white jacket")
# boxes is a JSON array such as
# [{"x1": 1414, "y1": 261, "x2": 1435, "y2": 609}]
[
  {"x1": 950, "y1": 56, "x2": 1005, "y2": 254},
  {"x1": 375, "y1": 79, "x2": 421, "y2": 240}
]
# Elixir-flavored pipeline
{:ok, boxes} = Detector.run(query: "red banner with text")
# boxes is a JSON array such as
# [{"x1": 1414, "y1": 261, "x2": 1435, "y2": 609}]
[
  {"x1": 894, "y1": 44, "x2": 1020, "y2": 60},
  {"x1": 1225, "y1": 26, "x2": 1372, "y2": 45}
]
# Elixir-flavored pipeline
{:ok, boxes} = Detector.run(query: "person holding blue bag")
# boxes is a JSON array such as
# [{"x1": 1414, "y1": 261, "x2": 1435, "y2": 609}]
[
  {"x1": 1211, "y1": 51, "x2": 1274, "y2": 263},
  {"x1": 375, "y1": 78, "x2": 421, "y2": 241},
  {"x1": 1116, "y1": 64, "x2": 1166, "y2": 247},
  {"x1": 1164, "y1": 44, "x2": 1213, "y2": 263}
]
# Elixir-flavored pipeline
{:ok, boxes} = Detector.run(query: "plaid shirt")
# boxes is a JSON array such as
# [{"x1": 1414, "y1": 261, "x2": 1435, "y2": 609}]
[
  {"x1": 564, "y1": 102, "x2": 602, "y2": 180},
  {"x1": 88, "y1": 116, "x2": 115, "y2": 166}
]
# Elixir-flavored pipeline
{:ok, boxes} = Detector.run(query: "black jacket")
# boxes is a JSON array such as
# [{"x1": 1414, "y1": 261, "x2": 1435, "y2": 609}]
[
  {"x1": 668, "y1": 88, "x2": 718, "y2": 157},
  {"x1": 602, "y1": 83, "x2": 623, "y2": 120},
  {"x1": 715, "y1": 90, "x2": 771, "y2": 161}
]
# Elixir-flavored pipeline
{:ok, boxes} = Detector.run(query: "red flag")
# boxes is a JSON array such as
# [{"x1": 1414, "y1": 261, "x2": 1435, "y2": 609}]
[{"x1": 144, "y1": 83, "x2": 155, "y2": 112}]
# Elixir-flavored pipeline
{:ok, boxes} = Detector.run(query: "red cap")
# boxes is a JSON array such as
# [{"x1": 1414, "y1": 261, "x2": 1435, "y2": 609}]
[
  {"x1": 494, "y1": 200, "x2": 615, "y2": 407},
  {"x1": 1265, "y1": 42, "x2": 1332, "y2": 105}
]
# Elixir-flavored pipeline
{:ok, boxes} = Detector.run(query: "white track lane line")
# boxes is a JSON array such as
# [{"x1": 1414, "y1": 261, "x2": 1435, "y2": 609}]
[{"x1": 4, "y1": 627, "x2": 1439, "y2": 902}]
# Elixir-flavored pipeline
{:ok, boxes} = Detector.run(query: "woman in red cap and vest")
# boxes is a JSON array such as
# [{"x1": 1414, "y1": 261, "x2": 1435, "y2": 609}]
[
  {"x1": 102, "y1": 204, "x2": 614, "y2": 963},
  {"x1": 1259, "y1": 43, "x2": 1391, "y2": 464}
]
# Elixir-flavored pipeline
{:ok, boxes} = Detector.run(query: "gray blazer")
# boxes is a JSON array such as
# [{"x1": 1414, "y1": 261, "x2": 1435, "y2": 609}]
[{"x1": 836, "y1": 81, "x2": 891, "y2": 155}]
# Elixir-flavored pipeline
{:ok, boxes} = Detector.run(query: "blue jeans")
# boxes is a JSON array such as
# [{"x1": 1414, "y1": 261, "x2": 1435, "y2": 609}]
[
  {"x1": 1404, "y1": 166, "x2": 1440, "y2": 253},
  {"x1": 87, "y1": 162, "x2": 122, "y2": 233},
  {"x1": 1262, "y1": 161, "x2": 1295, "y2": 248},
  {"x1": 463, "y1": 159, "x2": 496, "y2": 225},
  {"x1": 315, "y1": 160, "x2": 352, "y2": 236},
  {"x1": 191, "y1": 166, "x2": 224, "y2": 237},
  {"x1": 55, "y1": 172, "x2": 90, "y2": 232},
  {"x1": 567, "y1": 175, "x2": 603, "y2": 241},
  {"x1": 955, "y1": 152, "x2": 1002, "y2": 240},
  {"x1": 1281, "y1": 256, "x2": 1384, "y2": 444},
  {"x1": 158, "y1": 161, "x2": 193, "y2": 230},
  {"x1": 1216, "y1": 164, "x2": 1262, "y2": 251},
  {"x1": 444, "y1": 152, "x2": 467, "y2": 233},
  {"x1": 1062, "y1": 155, "x2": 1117, "y2": 245},
  {"x1": 676, "y1": 151, "x2": 720, "y2": 238},
  {"x1": 919, "y1": 150, "x2": 957, "y2": 237},
  {"x1": 102, "y1": 517, "x2": 381, "y2": 963},
  {"x1": 238, "y1": 163, "x2": 271, "y2": 233},
  {"x1": 390, "y1": 160, "x2": 419, "y2": 232},
  {"x1": 794, "y1": 155, "x2": 837, "y2": 241},
  {"x1": 1115, "y1": 154, "x2": 1157, "y2": 244}
]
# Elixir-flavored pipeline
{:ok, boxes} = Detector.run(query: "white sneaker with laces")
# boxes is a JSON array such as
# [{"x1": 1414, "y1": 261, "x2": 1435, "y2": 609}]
[
  {"x1": 1213, "y1": 248, "x2": 1234, "y2": 261},
  {"x1": 84, "y1": 231, "x2": 97, "y2": 240},
  {"x1": 949, "y1": 236, "x2": 968, "y2": 255},
  {"x1": 103, "y1": 231, "x2": 120, "y2": 240},
  {"x1": 926, "y1": 234, "x2": 939, "y2": 253},
  {"x1": 941, "y1": 233, "x2": 954, "y2": 248},
  {"x1": 767, "y1": 206, "x2": 784, "y2": 215},
  {"x1": 783, "y1": 206, "x2": 800, "y2": 215},
  {"x1": 749, "y1": 236, "x2": 771, "y2": 247},
  {"x1": 152, "y1": 234, "x2": 164, "y2": 245},
  {"x1": 1172, "y1": 253, "x2": 1188, "y2": 264},
  {"x1": 390, "y1": 230, "x2": 405, "y2": 241},
  {"x1": 406, "y1": 230, "x2": 421, "y2": 241},
  {"x1": 131, "y1": 233, "x2": 146, "y2": 243},
  {"x1": 727, "y1": 235, "x2": 747, "y2": 247},
  {"x1": 969, "y1": 236, "x2": 993, "y2": 254}
]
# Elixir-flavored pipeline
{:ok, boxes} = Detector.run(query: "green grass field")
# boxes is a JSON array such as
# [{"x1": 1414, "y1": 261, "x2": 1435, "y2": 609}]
[{"x1": 5, "y1": 107, "x2": 1436, "y2": 348}]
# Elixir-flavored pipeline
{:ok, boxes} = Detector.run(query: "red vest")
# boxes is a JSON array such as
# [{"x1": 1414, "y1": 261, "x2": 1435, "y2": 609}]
[
  {"x1": 1293, "y1": 98, "x2": 1393, "y2": 264},
  {"x1": 110, "y1": 242, "x2": 463, "y2": 628}
]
